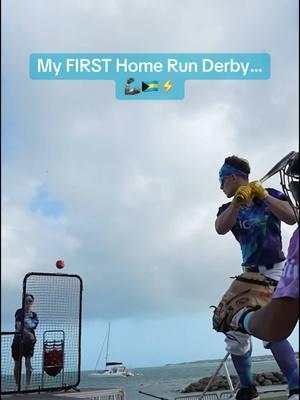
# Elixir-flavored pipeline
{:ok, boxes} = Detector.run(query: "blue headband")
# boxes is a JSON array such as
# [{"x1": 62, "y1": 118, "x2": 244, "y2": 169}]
[{"x1": 219, "y1": 164, "x2": 248, "y2": 181}]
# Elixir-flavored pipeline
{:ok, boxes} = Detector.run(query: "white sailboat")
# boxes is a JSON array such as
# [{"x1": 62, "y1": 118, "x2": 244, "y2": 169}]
[{"x1": 90, "y1": 323, "x2": 134, "y2": 377}]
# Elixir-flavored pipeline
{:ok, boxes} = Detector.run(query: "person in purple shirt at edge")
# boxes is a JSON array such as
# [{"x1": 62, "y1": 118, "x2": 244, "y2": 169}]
[
  {"x1": 11, "y1": 294, "x2": 39, "y2": 386},
  {"x1": 215, "y1": 154, "x2": 298, "y2": 400},
  {"x1": 231, "y1": 152, "x2": 299, "y2": 400}
]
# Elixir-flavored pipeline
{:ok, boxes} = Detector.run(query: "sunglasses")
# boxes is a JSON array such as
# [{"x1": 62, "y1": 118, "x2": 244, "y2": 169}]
[
  {"x1": 219, "y1": 175, "x2": 233, "y2": 189},
  {"x1": 219, "y1": 177, "x2": 225, "y2": 189},
  {"x1": 25, "y1": 299, "x2": 33, "y2": 303}
]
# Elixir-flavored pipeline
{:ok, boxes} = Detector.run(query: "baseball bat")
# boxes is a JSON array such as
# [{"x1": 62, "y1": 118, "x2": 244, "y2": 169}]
[{"x1": 236, "y1": 151, "x2": 296, "y2": 202}]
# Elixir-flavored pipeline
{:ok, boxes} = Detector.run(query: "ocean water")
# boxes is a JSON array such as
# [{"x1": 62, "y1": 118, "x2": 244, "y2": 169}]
[{"x1": 80, "y1": 359, "x2": 282, "y2": 400}]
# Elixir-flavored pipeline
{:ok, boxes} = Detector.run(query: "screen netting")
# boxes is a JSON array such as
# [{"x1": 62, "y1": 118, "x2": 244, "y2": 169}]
[{"x1": 1, "y1": 273, "x2": 82, "y2": 394}]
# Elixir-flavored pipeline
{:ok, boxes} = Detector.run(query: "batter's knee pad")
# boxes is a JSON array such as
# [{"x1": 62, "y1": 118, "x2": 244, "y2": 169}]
[{"x1": 225, "y1": 330, "x2": 252, "y2": 356}]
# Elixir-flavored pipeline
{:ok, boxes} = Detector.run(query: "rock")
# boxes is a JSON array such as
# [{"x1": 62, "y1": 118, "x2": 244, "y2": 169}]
[
  {"x1": 183, "y1": 384, "x2": 197, "y2": 392},
  {"x1": 257, "y1": 376, "x2": 265, "y2": 384},
  {"x1": 182, "y1": 371, "x2": 287, "y2": 393},
  {"x1": 263, "y1": 373, "x2": 275, "y2": 380},
  {"x1": 262, "y1": 379, "x2": 273, "y2": 386},
  {"x1": 271, "y1": 377, "x2": 280, "y2": 383}
]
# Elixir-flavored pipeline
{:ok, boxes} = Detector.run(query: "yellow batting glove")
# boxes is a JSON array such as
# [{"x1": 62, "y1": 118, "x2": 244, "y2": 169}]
[
  {"x1": 249, "y1": 181, "x2": 268, "y2": 200},
  {"x1": 231, "y1": 185, "x2": 253, "y2": 208}
]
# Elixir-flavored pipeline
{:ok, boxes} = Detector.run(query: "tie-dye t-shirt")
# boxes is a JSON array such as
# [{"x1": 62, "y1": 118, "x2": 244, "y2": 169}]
[
  {"x1": 273, "y1": 228, "x2": 299, "y2": 299},
  {"x1": 217, "y1": 188, "x2": 287, "y2": 267}
]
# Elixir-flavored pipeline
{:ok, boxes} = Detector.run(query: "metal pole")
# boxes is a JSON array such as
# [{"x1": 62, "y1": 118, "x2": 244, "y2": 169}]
[
  {"x1": 198, "y1": 352, "x2": 230, "y2": 400},
  {"x1": 223, "y1": 362, "x2": 234, "y2": 393},
  {"x1": 105, "y1": 322, "x2": 110, "y2": 366},
  {"x1": 138, "y1": 390, "x2": 170, "y2": 400},
  {"x1": 77, "y1": 276, "x2": 83, "y2": 387}
]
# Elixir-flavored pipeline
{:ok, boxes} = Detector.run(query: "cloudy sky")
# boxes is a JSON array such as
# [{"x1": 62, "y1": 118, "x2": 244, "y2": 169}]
[{"x1": 2, "y1": 0, "x2": 299, "y2": 370}]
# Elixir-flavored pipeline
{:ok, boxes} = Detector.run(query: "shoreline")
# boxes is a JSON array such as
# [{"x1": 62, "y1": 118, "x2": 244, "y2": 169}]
[
  {"x1": 182, "y1": 371, "x2": 287, "y2": 393},
  {"x1": 165, "y1": 353, "x2": 299, "y2": 367}
]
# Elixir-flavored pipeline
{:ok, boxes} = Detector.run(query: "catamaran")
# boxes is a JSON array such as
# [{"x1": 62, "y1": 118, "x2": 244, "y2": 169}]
[{"x1": 90, "y1": 323, "x2": 134, "y2": 377}]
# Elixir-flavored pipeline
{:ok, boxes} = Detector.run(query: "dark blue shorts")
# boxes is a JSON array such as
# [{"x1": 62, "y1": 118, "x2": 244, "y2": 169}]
[{"x1": 11, "y1": 337, "x2": 36, "y2": 360}]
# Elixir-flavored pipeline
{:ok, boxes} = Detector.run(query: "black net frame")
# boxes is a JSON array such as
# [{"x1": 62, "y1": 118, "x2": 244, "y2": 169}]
[
  {"x1": 23, "y1": 272, "x2": 82, "y2": 393},
  {"x1": 1, "y1": 272, "x2": 83, "y2": 394},
  {"x1": 1, "y1": 332, "x2": 22, "y2": 393}
]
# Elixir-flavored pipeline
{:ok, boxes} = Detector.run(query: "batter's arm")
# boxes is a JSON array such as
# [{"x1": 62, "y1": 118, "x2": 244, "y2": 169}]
[
  {"x1": 265, "y1": 196, "x2": 297, "y2": 225},
  {"x1": 215, "y1": 204, "x2": 239, "y2": 235}
]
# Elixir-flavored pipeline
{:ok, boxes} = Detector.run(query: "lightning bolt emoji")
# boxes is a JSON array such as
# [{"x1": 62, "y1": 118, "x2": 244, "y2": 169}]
[{"x1": 162, "y1": 80, "x2": 174, "y2": 94}]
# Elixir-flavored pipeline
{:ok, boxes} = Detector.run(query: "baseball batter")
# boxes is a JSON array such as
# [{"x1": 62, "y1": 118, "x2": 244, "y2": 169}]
[{"x1": 214, "y1": 155, "x2": 298, "y2": 400}]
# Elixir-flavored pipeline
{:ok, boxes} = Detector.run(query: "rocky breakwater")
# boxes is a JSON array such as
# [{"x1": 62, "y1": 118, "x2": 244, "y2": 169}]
[{"x1": 182, "y1": 372, "x2": 287, "y2": 393}]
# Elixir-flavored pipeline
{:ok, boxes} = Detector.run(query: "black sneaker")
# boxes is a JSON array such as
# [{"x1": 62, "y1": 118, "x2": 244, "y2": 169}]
[
  {"x1": 288, "y1": 388, "x2": 299, "y2": 400},
  {"x1": 236, "y1": 386, "x2": 260, "y2": 400}
]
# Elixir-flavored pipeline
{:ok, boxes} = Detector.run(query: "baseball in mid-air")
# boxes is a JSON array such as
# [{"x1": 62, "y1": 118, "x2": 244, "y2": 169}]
[{"x1": 56, "y1": 260, "x2": 65, "y2": 269}]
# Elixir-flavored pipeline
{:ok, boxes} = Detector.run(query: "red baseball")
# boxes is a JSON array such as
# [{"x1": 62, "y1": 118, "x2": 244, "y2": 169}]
[{"x1": 56, "y1": 260, "x2": 65, "y2": 269}]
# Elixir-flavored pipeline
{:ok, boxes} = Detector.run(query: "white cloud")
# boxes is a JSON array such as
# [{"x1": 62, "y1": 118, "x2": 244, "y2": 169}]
[{"x1": 1, "y1": 174, "x2": 81, "y2": 322}]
